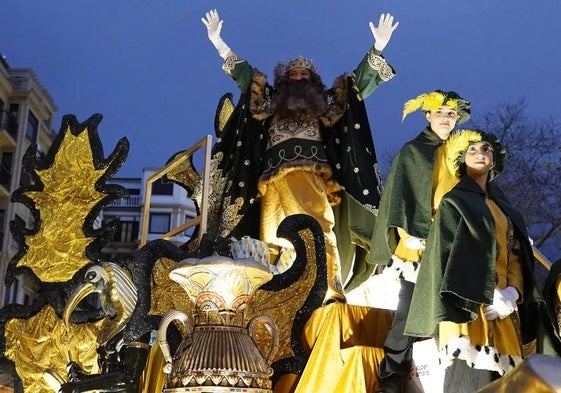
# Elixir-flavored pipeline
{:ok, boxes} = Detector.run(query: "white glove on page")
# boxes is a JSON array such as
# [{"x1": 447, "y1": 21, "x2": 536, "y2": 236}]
[
  {"x1": 405, "y1": 236, "x2": 425, "y2": 250},
  {"x1": 484, "y1": 286, "x2": 519, "y2": 321}
]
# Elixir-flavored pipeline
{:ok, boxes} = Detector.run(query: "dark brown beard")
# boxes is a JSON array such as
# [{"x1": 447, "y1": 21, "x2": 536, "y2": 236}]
[{"x1": 272, "y1": 76, "x2": 327, "y2": 122}]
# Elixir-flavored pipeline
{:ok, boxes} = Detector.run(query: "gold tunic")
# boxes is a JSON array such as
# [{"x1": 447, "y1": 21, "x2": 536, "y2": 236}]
[
  {"x1": 258, "y1": 118, "x2": 346, "y2": 302},
  {"x1": 438, "y1": 198, "x2": 525, "y2": 374}
]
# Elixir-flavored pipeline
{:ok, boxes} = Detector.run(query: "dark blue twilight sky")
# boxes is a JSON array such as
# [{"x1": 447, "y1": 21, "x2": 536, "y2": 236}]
[{"x1": 1, "y1": 1, "x2": 560, "y2": 177}]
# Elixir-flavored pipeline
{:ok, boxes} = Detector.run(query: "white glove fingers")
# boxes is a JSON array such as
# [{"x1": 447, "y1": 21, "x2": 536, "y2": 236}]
[
  {"x1": 484, "y1": 306, "x2": 498, "y2": 321},
  {"x1": 382, "y1": 13, "x2": 399, "y2": 31},
  {"x1": 491, "y1": 287, "x2": 518, "y2": 318},
  {"x1": 502, "y1": 286, "x2": 519, "y2": 302},
  {"x1": 203, "y1": 9, "x2": 220, "y2": 26},
  {"x1": 385, "y1": 14, "x2": 394, "y2": 26},
  {"x1": 371, "y1": 12, "x2": 399, "y2": 51},
  {"x1": 405, "y1": 236, "x2": 426, "y2": 250}
]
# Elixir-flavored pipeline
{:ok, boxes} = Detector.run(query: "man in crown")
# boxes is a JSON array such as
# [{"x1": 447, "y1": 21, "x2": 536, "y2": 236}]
[{"x1": 201, "y1": 9, "x2": 398, "y2": 304}]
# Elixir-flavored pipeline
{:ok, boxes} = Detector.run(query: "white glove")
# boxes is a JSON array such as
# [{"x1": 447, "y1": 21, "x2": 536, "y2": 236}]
[
  {"x1": 405, "y1": 236, "x2": 425, "y2": 250},
  {"x1": 369, "y1": 13, "x2": 399, "y2": 52},
  {"x1": 201, "y1": 9, "x2": 232, "y2": 59},
  {"x1": 484, "y1": 286, "x2": 519, "y2": 321}
]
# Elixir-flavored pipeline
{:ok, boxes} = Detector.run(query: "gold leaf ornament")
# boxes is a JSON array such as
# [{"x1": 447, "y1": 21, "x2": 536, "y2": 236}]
[
  {"x1": 19, "y1": 127, "x2": 108, "y2": 282},
  {"x1": 4, "y1": 306, "x2": 102, "y2": 393}
]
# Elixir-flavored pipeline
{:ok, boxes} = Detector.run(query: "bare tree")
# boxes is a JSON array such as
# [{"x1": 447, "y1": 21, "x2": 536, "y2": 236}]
[{"x1": 469, "y1": 99, "x2": 561, "y2": 262}]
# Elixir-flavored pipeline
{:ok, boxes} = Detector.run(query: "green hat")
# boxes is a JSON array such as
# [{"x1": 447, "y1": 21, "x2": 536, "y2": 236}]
[{"x1": 445, "y1": 129, "x2": 506, "y2": 180}]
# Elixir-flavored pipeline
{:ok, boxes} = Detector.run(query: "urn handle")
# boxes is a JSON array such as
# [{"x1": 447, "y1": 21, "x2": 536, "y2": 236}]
[
  {"x1": 247, "y1": 315, "x2": 279, "y2": 365},
  {"x1": 158, "y1": 310, "x2": 193, "y2": 374}
]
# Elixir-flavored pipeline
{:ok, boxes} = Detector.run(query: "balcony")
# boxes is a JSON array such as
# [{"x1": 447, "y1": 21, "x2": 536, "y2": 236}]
[
  {"x1": 108, "y1": 195, "x2": 142, "y2": 208},
  {"x1": 0, "y1": 111, "x2": 17, "y2": 149}
]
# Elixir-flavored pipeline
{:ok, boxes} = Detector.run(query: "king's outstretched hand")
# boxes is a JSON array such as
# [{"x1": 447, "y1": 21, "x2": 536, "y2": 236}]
[
  {"x1": 202, "y1": 9, "x2": 232, "y2": 59},
  {"x1": 370, "y1": 13, "x2": 399, "y2": 52},
  {"x1": 202, "y1": 10, "x2": 222, "y2": 41}
]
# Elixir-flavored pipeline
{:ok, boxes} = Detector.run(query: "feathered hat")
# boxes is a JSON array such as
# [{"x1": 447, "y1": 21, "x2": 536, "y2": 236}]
[
  {"x1": 402, "y1": 90, "x2": 471, "y2": 124},
  {"x1": 445, "y1": 129, "x2": 506, "y2": 180}
]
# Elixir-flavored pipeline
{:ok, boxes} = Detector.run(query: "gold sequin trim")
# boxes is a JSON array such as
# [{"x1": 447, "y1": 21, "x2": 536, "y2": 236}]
[
  {"x1": 367, "y1": 48, "x2": 395, "y2": 82},
  {"x1": 222, "y1": 54, "x2": 246, "y2": 75}
]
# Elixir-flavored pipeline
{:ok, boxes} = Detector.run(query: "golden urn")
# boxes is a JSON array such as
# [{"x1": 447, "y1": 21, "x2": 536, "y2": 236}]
[{"x1": 158, "y1": 255, "x2": 279, "y2": 392}]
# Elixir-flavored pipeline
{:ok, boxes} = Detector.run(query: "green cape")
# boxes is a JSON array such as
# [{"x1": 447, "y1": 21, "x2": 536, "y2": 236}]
[
  {"x1": 405, "y1": 177, "x2": 542, "y2": 348},
  {"x1": 369, "y1": 127, "x2": 444, "y2": 265}
]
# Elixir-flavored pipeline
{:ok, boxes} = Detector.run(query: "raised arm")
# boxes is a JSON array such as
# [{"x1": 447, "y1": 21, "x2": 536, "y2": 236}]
[
  {"x1": 201, "y1": 9, "x2": 233, "y2": 59},
  {"x1": 202, "y1": 9, "x2": 254, "y2": 91},
  {"x1": 353, "y1": 13, "x2": 399, "y2": 99}
]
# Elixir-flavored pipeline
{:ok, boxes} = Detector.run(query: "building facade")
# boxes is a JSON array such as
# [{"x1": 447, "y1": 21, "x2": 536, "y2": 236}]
[
  {"x1": 102, "y1": 168, "x2": 197, "y2": 258},
  {"x1": 0, "y1": 54, "x2": 198, "y2": 308},
  {"x1": 0, "y1": 54, "x2": 58, "y2": 307}
]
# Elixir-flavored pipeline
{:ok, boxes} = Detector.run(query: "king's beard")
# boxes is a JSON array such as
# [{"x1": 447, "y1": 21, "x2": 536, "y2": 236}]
[{"x1": 272, "y1": 78, "x2": 328, "y2": 122}]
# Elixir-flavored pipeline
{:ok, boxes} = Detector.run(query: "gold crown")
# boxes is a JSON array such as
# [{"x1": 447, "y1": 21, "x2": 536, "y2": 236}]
[{"x1": 286, "y1": 56, "x2": 316, "y2": 73}]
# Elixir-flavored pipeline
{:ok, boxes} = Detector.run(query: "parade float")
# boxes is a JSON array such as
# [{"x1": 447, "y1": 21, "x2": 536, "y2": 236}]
[{"x1": 0, "y1": 112, "x2": 559, "y2": 393}]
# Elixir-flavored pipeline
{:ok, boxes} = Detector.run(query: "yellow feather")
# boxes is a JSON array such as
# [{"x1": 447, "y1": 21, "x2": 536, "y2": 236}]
[
  {"x1": 445, "y1": 98, "x2": 458, "y2": 110},
  {"x1": 402, "y1": 93, "x2": 427, "y2": 122},
  {"x1": 420, "y1": 91, "x2": 446, "y2": 112},
  {"x1": 445, "y1": 129, "x2": 483, "y2": 177}
]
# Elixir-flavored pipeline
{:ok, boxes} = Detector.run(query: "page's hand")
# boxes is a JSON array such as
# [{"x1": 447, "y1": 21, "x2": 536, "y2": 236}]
[
  {"x1": 405, "y1": 236, "x2": 425, "y2": 250},
  {"x1": 484, "y1": 286, "x2": 519, "y2": 320}
]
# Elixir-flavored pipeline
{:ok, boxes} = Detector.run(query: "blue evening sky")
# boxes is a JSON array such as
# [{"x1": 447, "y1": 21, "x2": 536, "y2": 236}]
[{"x1": 1, "y1": 1, "x2": 560, "y2": 177}]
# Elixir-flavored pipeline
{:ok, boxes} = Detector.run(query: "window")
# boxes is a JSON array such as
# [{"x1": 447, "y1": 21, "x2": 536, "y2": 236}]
[
  {"x1": 127, "y1": 188, "x2": 140, "y2": 196},
  {"x1": 149, "y1": 213, "x2": 170, "y2": 234},
  {"x1": 9, "y1": 103, "x2": 18, "y2": 119},
  {"x1": 184, "y1": 215, "x2": 195, "y2": 237},
  {"x1": 115, "y1": 221, "x2": 139, "y2": 242},
  {"x1": 151, "y1": 178, "x2": 173, "y2": 195},
  {"x1": 0, "y1": 152, "x2": 12, "y2": 190},
  {"x1": 103, "y1": 216, "x2": 139, "y2": 242},
  {"x1": 26, "y1": 110, "x2": 38, "y2": 143},
  {"x1": 2, "y1": 104, "x2": 18, "y2": 139},
  {"x1": 1, "y1": 152, "x2": 13, "y2": 173}
]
